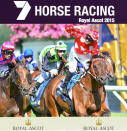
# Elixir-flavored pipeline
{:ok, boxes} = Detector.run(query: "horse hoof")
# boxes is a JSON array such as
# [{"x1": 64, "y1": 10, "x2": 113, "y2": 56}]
[{"x1": 102, "y1": 112, "x2": 110, "y2": 117}]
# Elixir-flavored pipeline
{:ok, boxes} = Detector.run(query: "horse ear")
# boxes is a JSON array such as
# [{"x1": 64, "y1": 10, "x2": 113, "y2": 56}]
[
  {"x1": 101, "y1": 51, "x2": 111, "y2": 57},
  {"x1": 22, "y1": 57, "x2": 26, "y2": 65},
  {"x1": 98, "y1": 52, "x2": 103, "y2": 56},
  {"x1": 12, "y1": 57, "x2": 17, "y2": 66}
]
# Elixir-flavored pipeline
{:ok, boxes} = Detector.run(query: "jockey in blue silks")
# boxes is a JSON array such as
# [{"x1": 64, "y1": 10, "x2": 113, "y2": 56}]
[{"x1": 17, "y1": 48, "x2": 38, "y2": 73}]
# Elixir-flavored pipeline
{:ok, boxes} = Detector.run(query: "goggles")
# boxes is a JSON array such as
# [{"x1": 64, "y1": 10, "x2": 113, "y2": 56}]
[
  {"x1": 86, "y1": 34, "x2": 94, "y2": 43},
  {"x1": 3, "y1": 50, "x2": 14, "y2": 55},
  {"x1": 58, "y1": 50, "x2": 66, "y2": 53},
  {"x1": 25, "y1": 55, "x2": 32, "y2": 58}
]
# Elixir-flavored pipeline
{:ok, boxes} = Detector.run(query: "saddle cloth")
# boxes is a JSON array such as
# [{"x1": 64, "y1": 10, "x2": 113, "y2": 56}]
[
  {"x1": 56, "y1": 74, "x2": 81, "y2": 101},
  {"x1": 30, "y1": 77, "x2": 51, "y2": 107}
]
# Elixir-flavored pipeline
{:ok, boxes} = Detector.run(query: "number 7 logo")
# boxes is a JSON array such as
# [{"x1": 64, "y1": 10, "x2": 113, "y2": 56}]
[{"x1": 14, "y1": 1, "x2": 31, "y2": 20}]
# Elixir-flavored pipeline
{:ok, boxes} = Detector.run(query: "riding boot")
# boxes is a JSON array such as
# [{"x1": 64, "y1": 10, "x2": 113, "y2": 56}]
[
  {"x1": 30, "y1": 82, "x2": 41, "y2": 97},
  {"x1": 62, "y1": 71, "x2": 73, "y2": 96}
]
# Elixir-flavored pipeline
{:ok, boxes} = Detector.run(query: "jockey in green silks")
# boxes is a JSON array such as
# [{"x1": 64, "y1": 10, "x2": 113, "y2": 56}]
[{"x1": 30, "y1": 40, "x2": 67, "y2": 97}]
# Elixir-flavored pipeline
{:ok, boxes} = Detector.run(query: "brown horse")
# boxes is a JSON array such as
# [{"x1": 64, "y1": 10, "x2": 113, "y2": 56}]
[
  {"x1": 44, "y1": 53, "x2": 115, "y2": 117},
  {"x1": 22, "y1": 69, "x2": 42, "y2": 116},
  {"x1": 22, "y1": 56, "x2": 69, "y2": 116},
  {"x1": 0, "y1": 61, "x2": 31, "y2": 117}
]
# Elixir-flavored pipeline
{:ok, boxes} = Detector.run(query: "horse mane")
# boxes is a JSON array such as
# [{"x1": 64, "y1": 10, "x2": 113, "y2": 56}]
[
  {"x1": 92, "y1": 51, "x2": 111, "y2": 60},
  {"x1": 92, "y1": 54, "x2": 104, "y2": 59}
]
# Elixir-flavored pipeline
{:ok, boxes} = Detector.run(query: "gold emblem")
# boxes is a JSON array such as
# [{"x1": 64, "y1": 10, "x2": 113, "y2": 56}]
[
  {"x1": 25, "y1": 119, "x2": 31, "y2": 126},
  {"x1": 96, "y1": 118, "x2": 102, "y2": 126}
]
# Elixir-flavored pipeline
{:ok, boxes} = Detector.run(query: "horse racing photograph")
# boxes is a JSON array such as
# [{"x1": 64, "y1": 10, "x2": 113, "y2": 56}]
[
  {"x1": 0, "y1": 24, "x2": 127, "y2": 131},
  {"x1": 0, "y1": 24, "x2": 126, "y2": 117}
]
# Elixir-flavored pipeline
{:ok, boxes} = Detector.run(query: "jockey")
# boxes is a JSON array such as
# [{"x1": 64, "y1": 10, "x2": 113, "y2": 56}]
[
  {"x1": 16, "y1": 48, "x2": 38, "y2": 73},
  {"x1": 62, "y1": 24, "x2": 99, "y2": 96},
  {"x1": 0, "y1": 41, "x2": 15, "y2": 77},
  {"x1": 30, "y1": 40, "x2": 67, "y2": 97}
]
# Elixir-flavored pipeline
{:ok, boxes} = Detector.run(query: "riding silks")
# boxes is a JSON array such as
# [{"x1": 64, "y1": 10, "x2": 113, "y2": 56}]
[
  {"x1": 30, "y1": 78, "x2": 51, "y2": 106},
  {"x1": 56, "y1": 74, "x2": 81, "y2": 102}
]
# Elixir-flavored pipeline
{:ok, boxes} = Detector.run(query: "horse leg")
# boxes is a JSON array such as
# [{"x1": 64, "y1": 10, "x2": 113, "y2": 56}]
[
  {"x1": 62, "y1": 111, "x2": 71, "y2": 117},
  {"x1": 47, "y1": 96, "x2": 59, "y2": 117},
  {"x1": 74, "y1": 100, "x2": 88, "y2": 116},
  {"x1": 27, "y1": 110, "x2": 31, "y2": 117},
  {"x1": 91, "y1": 102, "x2": 110, "y2": 117},
  {"x1": 15, "y1": 93, "x2": 24, "y2": 116},
  {"x1": 101, "y1": 102, "x2": 111, "y2": 116},
  {"x1": 7, "y1": 99, "x2": 22, "y2": 117}
]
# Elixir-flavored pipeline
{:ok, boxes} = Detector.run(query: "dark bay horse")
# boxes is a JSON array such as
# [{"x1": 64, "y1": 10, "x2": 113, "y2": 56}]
[
  {"x1": 44, "y1": 52, "x2": 115, "y2": 117},
  {"x1": 0, "y1": 61, "x2": 31, "y2": 116}
]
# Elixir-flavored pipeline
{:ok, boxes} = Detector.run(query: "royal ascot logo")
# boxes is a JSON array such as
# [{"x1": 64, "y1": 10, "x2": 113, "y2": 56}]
[
  {"x1": 83, "y1": 118, "x2": 114, "y2": 131},
  {"x1": 12, "y1": 118, "x2": 44, "y2": 130},
  {"x1": 96, "y1": 118, "x2": 102, "y2": 126},
  {"x1": 14, "y1": 1, "x2": 31, "y2": 20},
  {"x1": 25, "y1": 119, "x2": 31, "y2": 126}
]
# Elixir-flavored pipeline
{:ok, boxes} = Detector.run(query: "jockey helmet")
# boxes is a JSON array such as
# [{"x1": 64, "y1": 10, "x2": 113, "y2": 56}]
[
  {"x1": 1, "y1": 41, "x2": 15, "y2": 55},
  {"x1": 24, "y1": 48, "x2": 33, "y2": 58},
  {"x1": 55, "y1": 41, "x2": 67, "y2": 51},
  {"x1": 1, "y1": 41, "x2": 15, "y2": 51},
  {"x1": 87, "y1": 30, "x2": 99, "y2": 41}
]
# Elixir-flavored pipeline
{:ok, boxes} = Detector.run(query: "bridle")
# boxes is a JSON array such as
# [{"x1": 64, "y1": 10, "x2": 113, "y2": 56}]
[
  {"x1": 72, "y1": 56, "x2": 108, "y2": 93},
  {"x1": 11, "y1": 64, "x2": 29, "y2": 94}
]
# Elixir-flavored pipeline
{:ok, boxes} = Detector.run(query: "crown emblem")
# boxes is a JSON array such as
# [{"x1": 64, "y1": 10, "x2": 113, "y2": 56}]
[
  {"x1": 25, "y1": 119, "x2": 31, "y2": 126},
  {"x1": 96, "y1": 118, "x2": 102, "y2": 126}
]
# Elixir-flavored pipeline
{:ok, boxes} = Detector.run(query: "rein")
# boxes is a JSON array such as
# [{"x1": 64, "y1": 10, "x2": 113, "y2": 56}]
[
  {"x1": 71, "y1": 72, "x2": 99, "y2": 93},
  {"x1": 73, "y1": 56, "x2": 107, "y2": 93}
]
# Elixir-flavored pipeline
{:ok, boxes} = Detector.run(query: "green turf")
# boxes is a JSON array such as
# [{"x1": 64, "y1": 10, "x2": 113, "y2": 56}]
[
  {"x1": 111, "y1": 112, "x2": 127, "y2": 117},
  {"x1": 31, "y1": 111, "x2": 127, "y2": 117}
]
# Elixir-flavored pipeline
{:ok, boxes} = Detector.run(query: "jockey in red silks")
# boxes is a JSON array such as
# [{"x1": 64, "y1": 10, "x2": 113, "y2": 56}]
[
  {"x1": 62, "y1": 24, "x2": 99, "y2": 96},
  {"x1": 0, "y1": 41, "x2": 15, "y2": 77}
]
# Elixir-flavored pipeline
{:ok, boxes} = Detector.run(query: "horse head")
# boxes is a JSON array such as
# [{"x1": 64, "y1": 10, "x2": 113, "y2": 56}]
[
  {"x1": 90, "y1": 54, "x2": 108, "y2": 85},
  {"x1": 101, "y1": 51, "x2": 115, "y2": 82},
  {"x1": 90, "y1": 51, "x2": 115, "y2": 84},
  {"x1": 12, "y1": 58, "x2": 31, "y2": 96}
]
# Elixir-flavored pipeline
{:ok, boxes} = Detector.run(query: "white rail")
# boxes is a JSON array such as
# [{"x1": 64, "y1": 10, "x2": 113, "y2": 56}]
[
  {"x1": 105, "y1": 85, "x2": 127, "y2": 111},
  {"x1": 105, "y1": 85, "x2": 127, "y2": 92}
]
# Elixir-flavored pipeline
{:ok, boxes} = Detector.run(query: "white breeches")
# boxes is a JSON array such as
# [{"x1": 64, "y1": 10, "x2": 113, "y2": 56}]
[
  {"x1": 69, "y1": 46, "x2": 92, "y2": 73},
  {"x1": 37, "y1": 62, "x2": 59, "y2": 83}
]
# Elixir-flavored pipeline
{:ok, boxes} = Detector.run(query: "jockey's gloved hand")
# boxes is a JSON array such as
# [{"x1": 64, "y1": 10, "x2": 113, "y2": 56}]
[
  {"x1": 4, "y1": 70, "x2": 10, "y2": 77},
  {"x1": 49, "y1": 69, "x2": 58, "y2": 77},
  {"x1": 0, "y1": 70, "x2": 9, "y2": 78},
  {"x1": 0, "y1": 71, "x2": 5, "y2": 78}
]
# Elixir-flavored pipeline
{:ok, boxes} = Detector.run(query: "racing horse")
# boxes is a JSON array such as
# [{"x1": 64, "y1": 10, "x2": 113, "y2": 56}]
[
  {"x1": 21, "y1": 55, "x2": 69, "y2": 116},
  {"x1": 0, "y1": 59, "x2": 31, "y2": 116},
  {"x1": 44, "y1": 52, "x2": 115, "y2": 116}
]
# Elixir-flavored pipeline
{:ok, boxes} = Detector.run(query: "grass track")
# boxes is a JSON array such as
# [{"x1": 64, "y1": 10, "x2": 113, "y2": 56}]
[{"x1": 31, "y1": 111, "x2": 127, "y2": 117}]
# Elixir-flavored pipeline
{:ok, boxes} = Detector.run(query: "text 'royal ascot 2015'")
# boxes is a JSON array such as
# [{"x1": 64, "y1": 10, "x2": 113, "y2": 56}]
[{"x1": 79, "y1": 18, "x2": 115, "y2": 23}]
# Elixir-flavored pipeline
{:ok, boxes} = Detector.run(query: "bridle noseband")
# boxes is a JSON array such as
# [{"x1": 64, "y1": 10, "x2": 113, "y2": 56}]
[{"x1": 12, "y1": 64, "x2": 29, "y2": 93}]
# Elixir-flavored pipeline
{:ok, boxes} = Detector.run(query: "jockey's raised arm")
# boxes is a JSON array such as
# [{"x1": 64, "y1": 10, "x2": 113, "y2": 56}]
[{"x1": 65, "y1": 24, "x2": 84, "y2": 37}]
